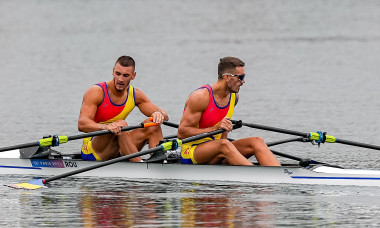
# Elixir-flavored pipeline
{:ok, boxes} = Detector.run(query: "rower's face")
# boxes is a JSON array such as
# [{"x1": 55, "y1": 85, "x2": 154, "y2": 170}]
[
  {"x1": 112, "y1": 63, "x2": 136, "y2": 92},
  {"x1": 227, "y1": 66, "x2": 245, "y2": 93}
]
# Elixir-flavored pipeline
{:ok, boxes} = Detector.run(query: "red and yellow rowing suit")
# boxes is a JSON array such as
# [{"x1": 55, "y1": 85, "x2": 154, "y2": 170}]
[
  {"x1": 81, "y1": 82, "x2": 136, "y2": 161},
  {"x1": 181, "y1": 84, "x2": 236, "y2": 164}
]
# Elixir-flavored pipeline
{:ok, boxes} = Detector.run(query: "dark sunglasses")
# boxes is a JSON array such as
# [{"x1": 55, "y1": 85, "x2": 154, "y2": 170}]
[
  {"x1": 222, "y1": 73, "x2": 245, "y2": 81},
  {"x1": 222, "y1": 73, "x2": 245, "y2": 82}
]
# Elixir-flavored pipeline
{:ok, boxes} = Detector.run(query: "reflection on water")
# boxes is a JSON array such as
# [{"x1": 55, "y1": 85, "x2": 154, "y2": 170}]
[
  {"x1": 2, "y1": 177, "x2": 380, "y2": 227},
  {"x1": 180, "y1": 193, "x2": 276, "y2": 227},
  {"x1": 77, "y1": 182, "x2": 278, "y2": 227}
]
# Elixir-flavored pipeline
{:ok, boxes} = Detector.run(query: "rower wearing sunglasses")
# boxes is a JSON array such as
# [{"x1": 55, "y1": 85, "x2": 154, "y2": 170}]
[{"x1": 177, "y1": 56, "x2": 280, "y2": 166}]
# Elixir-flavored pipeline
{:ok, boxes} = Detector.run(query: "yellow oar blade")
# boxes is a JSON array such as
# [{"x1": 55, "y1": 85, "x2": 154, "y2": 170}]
[{"x1": 5, "y1": 179, "x2": 46, "y2": 190}]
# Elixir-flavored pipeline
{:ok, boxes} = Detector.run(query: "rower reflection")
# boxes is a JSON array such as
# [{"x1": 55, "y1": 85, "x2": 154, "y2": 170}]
[{"x1": 78, "y1": 186, "x2": 276, "y2": 227}]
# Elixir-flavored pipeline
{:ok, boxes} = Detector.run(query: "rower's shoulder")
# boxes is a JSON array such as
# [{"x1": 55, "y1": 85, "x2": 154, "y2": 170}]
[
  {"x1": 133, "y1": 87, "x2": 149, "y2": 102},
  {"x1": 82, "y1": 84, "x2": 104, "y2": 104},
  {"x1": 185, "y1": 87, "x2": 209, "y2": 110},
  {"x1": 188, "y1": 87, "x2": 209, "y2": 101}
]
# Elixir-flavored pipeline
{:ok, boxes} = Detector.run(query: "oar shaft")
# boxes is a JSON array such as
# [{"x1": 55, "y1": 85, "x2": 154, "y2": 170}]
[
  {"x1": 266, "y1": 138, "x2": 305, "y2": 147},
  {"x1": 68, "y1": 124, "x2": 145, "y2": 141},
  {"x1": 181, "y1": 129, "x2": 225, "y2": 144},
  {"x1": 163, "y1": 121, "x2": 236, "y2": 141},
  {"x1": 163, "y1": 121, "x2": 179, "y2": 128},
  {"x1": 336, "y1": 139, "x2": 380, "y2": 151},
  {"x1": 241, "y1": 122, "x2": 308, "y2": 137},
  {"x1": 238, "y1": 121, "x2": 380, "y2": 151},
  {"x1": 0, "y1": 142, "x2": 39, "y2": 152},
  {"x1": 270, "y1": 149, "x2": 303, "y2": 162},
  {"x1": 0, "y1": 123, "x2": 152, "y2": 153}
]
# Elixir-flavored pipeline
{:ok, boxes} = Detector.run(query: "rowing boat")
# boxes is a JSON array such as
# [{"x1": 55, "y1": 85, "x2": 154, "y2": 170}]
[
  {"x1": 2, "y1": 148, "x2": 380, "y2": 187},
  {"x1": 2, "y1": 120, "x2": 380, "y2": 189}
]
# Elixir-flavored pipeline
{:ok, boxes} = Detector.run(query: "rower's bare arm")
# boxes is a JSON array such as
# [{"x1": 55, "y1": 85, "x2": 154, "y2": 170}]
[
  {"x1": 178, "y1": 89, "x2": 217, "y2": 139},
  {"x1": 78, "y1": 86, "x2": 105, "y2": 132},
  {"x1": 135, "y1": 88, "x2": 169, "y2": 122}
]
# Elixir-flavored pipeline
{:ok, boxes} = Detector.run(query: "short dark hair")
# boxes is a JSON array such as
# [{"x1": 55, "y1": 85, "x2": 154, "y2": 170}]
[
  {"x1": 218, "y1": 56, "x2": 245, "y2": 79},
  {"x1": 115, "y1": 56, "x2": 135, "y2": 69}
]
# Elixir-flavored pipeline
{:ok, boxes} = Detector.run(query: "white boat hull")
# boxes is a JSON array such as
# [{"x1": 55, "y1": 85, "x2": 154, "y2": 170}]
[{"x1": 2, "y1": 154, "x2": 380, "y2": 187}]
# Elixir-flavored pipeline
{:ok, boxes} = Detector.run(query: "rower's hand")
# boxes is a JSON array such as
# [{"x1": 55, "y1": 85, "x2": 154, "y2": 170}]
[
  {"x1": 218, "y1": 117, "x2": 233, "y2": 132},
  {"x1": 151, "y1": 110, "x2": 165, "y2": 124},
  {"x1": 105, "y1": 120, "x2": 127, "y2": 135}
]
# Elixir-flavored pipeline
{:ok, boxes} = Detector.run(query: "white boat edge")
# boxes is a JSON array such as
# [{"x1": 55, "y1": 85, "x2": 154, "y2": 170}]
[{"x1": 2, "y1": 149, "x2": 380, "y2": 187}]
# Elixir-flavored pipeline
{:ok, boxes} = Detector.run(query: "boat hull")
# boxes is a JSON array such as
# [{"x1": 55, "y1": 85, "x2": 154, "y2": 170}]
[{"x1": 2, "y1": 157, "x2": 380, "y2": 187}]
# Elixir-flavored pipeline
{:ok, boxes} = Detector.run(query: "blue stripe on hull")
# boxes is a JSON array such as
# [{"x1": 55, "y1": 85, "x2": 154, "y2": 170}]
[
  {"x1": 292, "y1": 176, "x2": 380, "y2": 180},
  {"x1": 0, "y1": 165, "x2": 41, "y2": 170}
]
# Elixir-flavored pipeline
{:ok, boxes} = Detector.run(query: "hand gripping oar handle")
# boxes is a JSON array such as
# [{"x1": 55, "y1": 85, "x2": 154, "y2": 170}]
[
  {"x1": 0, "y1": 118, "x2": 160, "y2": 152},
  {"x1": 232, "y1": 120, "x2": 380, "y2": 151}
]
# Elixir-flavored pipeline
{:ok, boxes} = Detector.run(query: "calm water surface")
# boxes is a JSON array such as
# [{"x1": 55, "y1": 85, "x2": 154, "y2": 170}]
[
  {"x1": 1, "y1": 0, "x2": 380, "y2": 227},
  {"x1": 2, "y1": 177, "x2": 380, "y2": 227}
]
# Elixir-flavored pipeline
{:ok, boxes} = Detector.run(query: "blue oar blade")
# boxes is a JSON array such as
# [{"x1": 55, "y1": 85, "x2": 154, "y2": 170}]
[{"x1": 5, "y1": 178, "x2": 46, "y2": 190}]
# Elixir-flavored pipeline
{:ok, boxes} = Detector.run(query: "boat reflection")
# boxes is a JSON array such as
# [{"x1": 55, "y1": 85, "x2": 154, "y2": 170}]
[{"x1": 78, "y1": 184, "x2": 276, "y2": 227}]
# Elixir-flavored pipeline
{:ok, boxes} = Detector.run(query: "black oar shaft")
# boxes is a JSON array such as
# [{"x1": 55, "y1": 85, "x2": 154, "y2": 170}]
[
  {"x1": 241, "y1": 122, "x2": 308, "y2": 138},
  {"x1": 266, "y1": 138, "x2": 305, "y2": 147},
  {"x1": 163, "y1": 121, "x2": 179, "y2": 128},
  {"x1": 0, "y1": 124, "x2": 146, "y2": 153},
  {"x1": 336, "y1": 139, "x2": 380, "y2": 151},
  {"x1": 239, "y1": 121, "x2": 380, "y2": 151},
  {"x1": 68, "y1": 125, "x2": 144, "y2": 141},
  {"x1": 270, "y1": 149, "x2": 303, "y2": 162},
  {"x1": 0, "y1": 142, "x2": 40, "y2": 152},
  {"x1": 163, "y1": 121, "x2": 236, "y2": 141}
]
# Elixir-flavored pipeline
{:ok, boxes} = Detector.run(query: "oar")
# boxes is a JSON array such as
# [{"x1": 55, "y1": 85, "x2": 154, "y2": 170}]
[
  {"x1": 228, "y1": 136, "x2": 327, "y2": 167},
  {"x1": 231, "y1": 120, "x2": 380, "y2": 151},
  {"x1": 163, "y1": 121, "x2": 235, "y2": 141},
  {"x1": 269, "y1": 149, "x2": 339, "y2": 167},
  {"x1": 0, "y1": 119, "x2": 159, "y2": 153},
  {"x1": 162, "y1": 121, "x2": 179, "y2": 128},
  {"x1": 6, "y1": 122, "x2": 241, "y2": 190}
]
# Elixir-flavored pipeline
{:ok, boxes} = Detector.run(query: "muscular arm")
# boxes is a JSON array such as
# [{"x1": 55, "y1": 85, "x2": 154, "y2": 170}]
[
  {"x1": 78, "y1": 85, "x2": 105, "y2": 132},
  {"x1": 135, "y1": 88, "x2": 169, "y2": 122},
  {"x1": 178, "y1": 89, "x2": 217, "y2": 139},
  {"x1": 178, "y1": 88, "x2": 236, "y2": 139}
]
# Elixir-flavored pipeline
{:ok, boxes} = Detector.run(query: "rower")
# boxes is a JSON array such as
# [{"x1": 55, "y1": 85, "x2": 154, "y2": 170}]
[
  {"x1": 177, "y1": 56, "x2": 280, "y2": 166},
  {"x1": 78, "y1": 56, "x2": 169, "y2": 162}
]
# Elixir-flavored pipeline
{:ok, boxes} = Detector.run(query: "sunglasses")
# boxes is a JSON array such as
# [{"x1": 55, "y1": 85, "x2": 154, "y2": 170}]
[{"x1": 222, "y1": 73, "x2": 245, "y2": 81}]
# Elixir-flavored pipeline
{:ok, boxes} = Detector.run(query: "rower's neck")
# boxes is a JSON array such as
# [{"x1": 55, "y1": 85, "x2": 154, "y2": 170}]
[
  {"x1": 108, "y1": 81, "x2": 129, "y2": 98},
  {"x1": 211, "y1": 82, "x2": 230, "y2": 98},
  {"x1": 210, "y1": 82, "x2": 230, "y2": 106}
]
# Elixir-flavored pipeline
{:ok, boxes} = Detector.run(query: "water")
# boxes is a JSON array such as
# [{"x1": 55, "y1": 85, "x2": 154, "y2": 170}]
[{"x1": 1, "y1": 0, "x2": 380, "y2": 226}]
